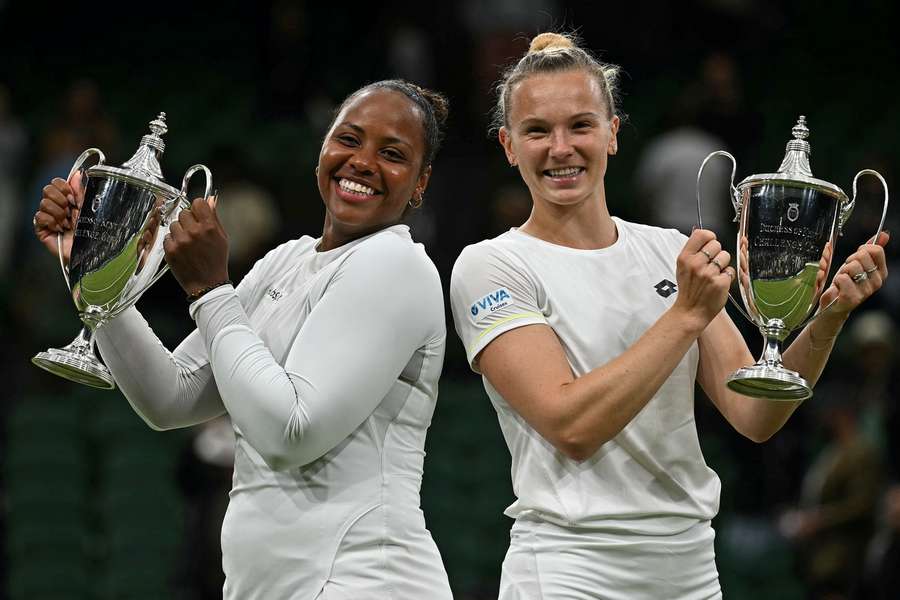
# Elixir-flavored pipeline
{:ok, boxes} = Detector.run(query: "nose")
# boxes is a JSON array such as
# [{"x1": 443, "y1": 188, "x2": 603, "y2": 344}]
[
  {"x1": 349, "y1": 146, "x2": 376, "y2": 175},
  {"x1": 548, "y1": 129, "x2": 574, "y2": 160}
]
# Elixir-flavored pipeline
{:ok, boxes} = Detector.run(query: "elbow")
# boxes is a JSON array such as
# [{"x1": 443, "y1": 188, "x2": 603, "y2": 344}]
[
  {"x1": 558, "y1": 444, "x2": 597, "y2": 462},
  {"x1": 744, "y1": 428, "x2": 776, "y2": 444},
  {"x1": 258, "y1": 451, "x2": 294, "y2": 471},
  {"x1": 132, "y1": 409, "x2": 178, "y2": 432},
  {"x1": 254, "y1": 442, "x2": 316, "y2": 472},
  {"x1": 552, "y1": 429, "x2": 604, "y2": 462}
]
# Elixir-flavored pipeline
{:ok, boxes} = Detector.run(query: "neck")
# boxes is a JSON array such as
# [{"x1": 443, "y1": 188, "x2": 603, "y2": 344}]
[
  {"x1": 519, "y1": 190, "x2": 617, "y2": 250},
  {"x1": 318, "y1": 215, "x2": 397, "y2": 252}
]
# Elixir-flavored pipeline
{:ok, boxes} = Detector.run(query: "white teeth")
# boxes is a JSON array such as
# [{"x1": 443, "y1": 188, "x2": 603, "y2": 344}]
[
  {"x1": 546, "y1": 167, "x2": 581, "y2": 177},
  {"x1": 338, "y1": 178, "x2": 376, "y2": 195}
]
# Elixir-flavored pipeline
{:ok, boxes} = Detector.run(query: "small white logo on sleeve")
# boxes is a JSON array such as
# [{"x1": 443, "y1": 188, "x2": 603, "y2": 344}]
[{"x1": 469, "y1": 287, "x2": 513, "y2": 323}]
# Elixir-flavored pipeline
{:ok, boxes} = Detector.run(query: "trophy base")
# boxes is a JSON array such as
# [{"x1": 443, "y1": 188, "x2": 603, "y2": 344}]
[
  {"x1": 726, "y1": 365, "x2": 811, "y2": 401},
  {"x1": 32, "y1": 348, "x2": 116, "y2": 390}
]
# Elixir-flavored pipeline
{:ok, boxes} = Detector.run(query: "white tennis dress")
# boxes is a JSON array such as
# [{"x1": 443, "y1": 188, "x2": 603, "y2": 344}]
[
  {"x1": 96, "y1": 224, "x2": 452, "y2": 600},
  {"x1": 450, "y1": 217, "x2": 723, "y2": 599}
]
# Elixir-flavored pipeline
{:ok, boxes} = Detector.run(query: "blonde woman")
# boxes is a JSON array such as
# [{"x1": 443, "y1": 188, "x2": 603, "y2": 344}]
[{"x1": 450, "y1": 33, "x2": 888, "y2": 599}]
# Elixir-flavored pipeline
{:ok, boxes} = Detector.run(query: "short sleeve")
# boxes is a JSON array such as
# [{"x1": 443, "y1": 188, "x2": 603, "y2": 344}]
[{"x1": 450, "y1": 242, "x2": 547, "y2": 372}]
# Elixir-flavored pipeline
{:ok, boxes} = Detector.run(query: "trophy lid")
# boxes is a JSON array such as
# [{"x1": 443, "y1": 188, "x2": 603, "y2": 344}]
[
  {"x1": 736, "y1": 115, "x2": 847, "y2": 201},
  {"x1": 86, "y1": 112, "x2": 180, "y2": 198}
]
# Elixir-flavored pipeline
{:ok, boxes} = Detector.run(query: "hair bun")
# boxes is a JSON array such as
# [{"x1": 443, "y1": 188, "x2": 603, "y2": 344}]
[{"x1": 528, "y1": 32, "x2": 575, "y2": 54}]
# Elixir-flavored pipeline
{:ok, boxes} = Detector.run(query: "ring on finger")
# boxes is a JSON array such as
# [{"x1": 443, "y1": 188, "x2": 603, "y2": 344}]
[
  {"x1": 700, "y1": 249, "x2": 712, "y2": 261},
  {"x1": 865, "y1": 266, "x2": 878, "y2": 274},
  {"x1": 851, "y1": 271, "x2": 868, "y2": 283},
  {"x1": 711, "y1": 258, "x2": 722, "y2": 270}
]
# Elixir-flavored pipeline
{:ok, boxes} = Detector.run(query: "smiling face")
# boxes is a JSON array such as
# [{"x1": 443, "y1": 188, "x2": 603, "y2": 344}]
[
  {"x1": 317, "y1": 88, "x2": 431, "y2": 248},
  {"x1": 499, "y1": 69, "x2": 619, "y2": 211}
]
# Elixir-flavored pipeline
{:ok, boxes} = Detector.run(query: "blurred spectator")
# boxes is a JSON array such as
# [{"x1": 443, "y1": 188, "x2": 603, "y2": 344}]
[
  {"x1": 460, "y1": 0, "x2": 560, "y2": 114},
  {"x1": 845, "y1": 311, "x2": 895, "y2": 455},
  {"x1": 0, "y1": 83, "x2": 27, "y2": 276},
  {"x1": 635, "y1": 51, "x2": 763, "y2": 235},
  {"x1": 778, "y1": 389, "x2": 883, "y2": 599},
  {"x1": 857, "y1": 312, "x2": 900, "y2": 600},
  {"x1": 635, "y1": 100, "x2": 731, "y2": 235},
  {"x1": 207, "y1": 144, "x2": 280, "y2": 279},
  {"x1": 680, "y1": 52, "x2": 762, "y2": 161},
  {"x1": 26, "y1": 79, "x2": 119, "y2": 251}
]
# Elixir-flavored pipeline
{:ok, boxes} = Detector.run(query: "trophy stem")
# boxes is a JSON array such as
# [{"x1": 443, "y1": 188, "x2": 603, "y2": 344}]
[
  {"x1": 32, "y1": 327, "x2": 116, "y2": 390},
  {"x1": 726, "y1": 327, "x2": 811, "y2": 401}
]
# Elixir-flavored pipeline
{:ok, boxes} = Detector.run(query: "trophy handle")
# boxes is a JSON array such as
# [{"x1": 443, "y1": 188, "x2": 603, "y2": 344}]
[
  {"x1": 697, "y1": 150, "x2": 740, "y2": 227},
  {"x1": 801, "y1": 169, "x2": 889, "y2": 325},
  {"x1": 696, "y1": 150, "x2": 754, "y2": 323},
  {"x1": 58, "y1": 148, "x2": 107, "y2": 291}
]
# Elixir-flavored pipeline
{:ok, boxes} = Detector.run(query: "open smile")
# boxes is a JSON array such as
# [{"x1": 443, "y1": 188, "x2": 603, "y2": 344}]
[
  {"x1": 334, "y1": 177, "x2": 383, "y2": 202},
  {"x1": 542, "y1": 166, "x2": 585, "y2": 183}
]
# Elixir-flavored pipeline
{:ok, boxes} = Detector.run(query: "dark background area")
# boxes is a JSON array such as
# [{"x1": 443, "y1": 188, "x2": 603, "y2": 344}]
[{"x1": 2, "y1": 0, "x2": 899, "y2": 598}]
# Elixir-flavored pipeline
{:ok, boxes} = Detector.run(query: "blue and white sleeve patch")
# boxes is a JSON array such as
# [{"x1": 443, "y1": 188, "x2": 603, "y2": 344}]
[{"x1": 469, "y1": 287, "x2": 514, "y2": 323}]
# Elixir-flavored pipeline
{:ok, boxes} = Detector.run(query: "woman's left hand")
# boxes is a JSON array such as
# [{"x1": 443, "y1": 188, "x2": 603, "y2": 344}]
[
  {"x1": 163, "y1": 196, "x2": 230, "y2": 296},
  {"x1": 818, "y1": 231, "x2": 889, "y2": 318}
]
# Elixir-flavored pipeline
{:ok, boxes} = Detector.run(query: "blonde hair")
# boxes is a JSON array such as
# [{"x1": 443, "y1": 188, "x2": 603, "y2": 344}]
[{"x1": 492, "y1": 32, "x2": 622, "y2": 133}]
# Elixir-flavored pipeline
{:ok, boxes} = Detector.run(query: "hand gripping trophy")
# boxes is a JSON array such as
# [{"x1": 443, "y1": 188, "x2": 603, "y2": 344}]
[
  {"x1": 32, "y1": 113, "x2": 212, "y2": 390},
  {"x1": 697, "y1": 116, "x2": 889, "y2": 400}
]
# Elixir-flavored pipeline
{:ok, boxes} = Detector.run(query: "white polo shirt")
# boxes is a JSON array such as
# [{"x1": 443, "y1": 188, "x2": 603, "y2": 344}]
[{"x1": 450, "y1": 217, "x2": 721, "y2": 536}]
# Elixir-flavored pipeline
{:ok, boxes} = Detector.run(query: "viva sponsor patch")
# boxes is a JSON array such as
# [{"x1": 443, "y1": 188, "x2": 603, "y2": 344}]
[{"x1": 469, "y1": 287, "x2": 513, "y2": 323}]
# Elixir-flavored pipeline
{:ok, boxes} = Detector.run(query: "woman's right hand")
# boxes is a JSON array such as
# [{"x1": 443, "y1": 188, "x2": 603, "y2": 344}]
[
  {"x1": 33, "y1": 171, "x2": 83, "y2": 264},
  {"x1": 672, "y1": 228, "x2": 735, "y2": 333}
]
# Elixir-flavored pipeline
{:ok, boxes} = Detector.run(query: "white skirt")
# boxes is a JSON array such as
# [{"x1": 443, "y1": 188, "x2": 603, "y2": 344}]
[{"x1": 500, "y1": 518, "x2": 722, "y2": 600}]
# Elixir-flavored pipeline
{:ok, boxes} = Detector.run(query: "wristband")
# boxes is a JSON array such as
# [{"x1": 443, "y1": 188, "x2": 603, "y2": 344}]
[{"x1": 186, "y1": 280, "x2": 232, "y2": 304}]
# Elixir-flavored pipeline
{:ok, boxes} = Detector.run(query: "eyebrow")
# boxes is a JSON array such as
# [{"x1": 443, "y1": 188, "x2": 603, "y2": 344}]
[{"x1": 338, "y1": 122, "x2": 413, "y2": 148}]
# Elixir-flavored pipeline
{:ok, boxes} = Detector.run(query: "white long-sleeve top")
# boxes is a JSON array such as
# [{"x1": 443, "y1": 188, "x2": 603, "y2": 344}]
[{"x1": 95, "y1": 224, "x2": 452, "y2": 600}]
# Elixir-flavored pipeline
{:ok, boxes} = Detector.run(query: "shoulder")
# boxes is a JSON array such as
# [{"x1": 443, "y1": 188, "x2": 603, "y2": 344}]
[
  {"x1": 237, "y1": 237, "x2": 315, "y2": 293},
  {"x1": 451, "y1": 233, "x2": 527, "y2": 282},
  {"x1": 345, "y1": 227, "x2": 439, "y2": 281},
  {"x1": 252, "y1": 236, "x2": 316, "y2": 273},
  {"x1": 617, "y1": 218, "x2": 687, "y2": 255}
]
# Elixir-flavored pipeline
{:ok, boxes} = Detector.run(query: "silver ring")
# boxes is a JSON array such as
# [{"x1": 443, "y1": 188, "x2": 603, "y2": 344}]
[
  {"x1": 711, "y1": 258, "x2": 722, "y2": 270},
  {"x1": 852, "y1": 271, "x2": 868, "y2": 283},
  {"x1": 865, "y1": 266, "x2": 878, "y2": 274},
  {"x1": 700, "y1": 249, "x2": 713, "y2": 261}
]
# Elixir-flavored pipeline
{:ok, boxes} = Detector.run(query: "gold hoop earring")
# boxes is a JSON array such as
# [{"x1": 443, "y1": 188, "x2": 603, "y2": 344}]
[{"x1": 409, "y1": 194, "x2": 423, "y2": 209}]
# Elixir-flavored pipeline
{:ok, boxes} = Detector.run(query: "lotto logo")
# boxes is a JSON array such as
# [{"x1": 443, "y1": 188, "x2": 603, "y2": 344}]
[{"x1": 654, "y1": 279, "x2": 677, "y2": 298}]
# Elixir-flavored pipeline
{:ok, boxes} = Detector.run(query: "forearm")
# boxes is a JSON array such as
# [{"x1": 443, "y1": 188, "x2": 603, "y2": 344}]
[
  {"x1": 191, "y1": 282, "x2": 417, "y2": 471},
  {"x1": 783, "y1": 311, "x2": 846, "y2": 388},
  {"x1": 698, "y1": 311, "x2": 803, "y2": 443},
  {"x1": 556, "y1": 307, "x2": 702, "y2": 457},
  {"x1": 190, "y1": 286, "x2": 310, "y2": 469},
  {"x1": 704, "y1": 311, "x2": 845, "y2": 442},
  {"x1": 95, "y1": 307, "x2": 225, "y2": 430}
]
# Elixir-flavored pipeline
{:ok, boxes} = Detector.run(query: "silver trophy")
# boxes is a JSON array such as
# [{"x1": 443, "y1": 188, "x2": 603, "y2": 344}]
[
  {"x1": 32, "y1": 113, "x2": 212, "y2": 389},
  {"x1": 697, "y1": 116, "x2": 888, "y2": 401}
]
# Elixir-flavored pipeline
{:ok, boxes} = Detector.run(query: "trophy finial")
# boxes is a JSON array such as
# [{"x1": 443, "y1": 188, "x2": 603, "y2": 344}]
[
  {"x1": 777, "y1": 115, "x2": 813, "y2": 177},
  {"x1": 148, "y1": 112, "x2": 168, "y2": 138},
  {"x1": 122, "y1": 111, "x2": 169, "y2": 181},
  {"x1": 792, "y1": 116, "x2": 809, "y2": 141}
]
